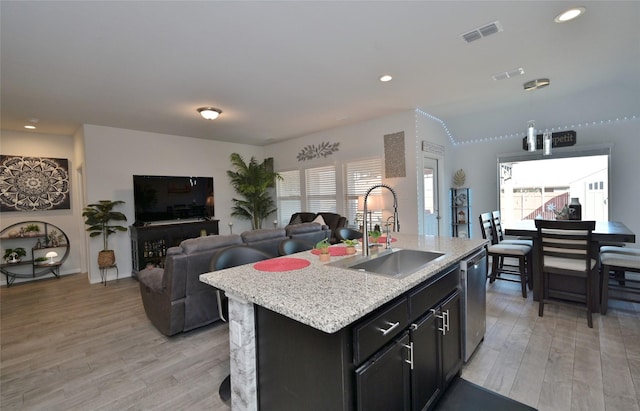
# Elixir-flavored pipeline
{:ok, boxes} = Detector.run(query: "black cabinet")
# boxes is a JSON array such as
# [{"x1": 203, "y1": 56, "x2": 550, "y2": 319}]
[
  {"x1": 256, "y1": 263, "x2": 462, "y2": 411},
  {"x1": 356, "y1": 331, "x2": 411, "y2": 411},
  {"x1": 129, "y1": 220, "x2": 219, "y2": 276}
]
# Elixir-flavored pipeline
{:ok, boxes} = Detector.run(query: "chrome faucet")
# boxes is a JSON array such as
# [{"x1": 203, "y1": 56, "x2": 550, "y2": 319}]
[{"x1": 362, "y1": 184, "x2": 400, "y2": 256}]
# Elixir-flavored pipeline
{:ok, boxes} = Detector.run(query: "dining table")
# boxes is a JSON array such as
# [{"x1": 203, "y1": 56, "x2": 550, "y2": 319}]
[{"x1": 504, "y1": 220, "x2": 636, "y2": 311}]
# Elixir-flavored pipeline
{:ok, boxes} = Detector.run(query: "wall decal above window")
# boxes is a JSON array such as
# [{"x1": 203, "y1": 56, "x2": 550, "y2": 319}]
[
  {"x1": 0, "y1": 155, "x2": 70, "y2": 211},
  {"x1": 297, "y1": 141, "x2": 340, "y2": 162}
]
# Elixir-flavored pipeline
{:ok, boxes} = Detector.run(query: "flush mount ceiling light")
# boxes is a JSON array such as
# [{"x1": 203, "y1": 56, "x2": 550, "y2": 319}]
[
  {"x1": 523, "y1": 78, "x2": 550, "y2": 91},
  {"x1": 379, "y1": 74, "x2": 393, "y2": 82},
  {"x1": 554, "y1": 7, "x2": 586, "y2": 23},
  {"x1": 197, "y1": 107, "x2": 222, "y2": 120},
  {"x1": 24, "y1": 118, "x2": 39, "y2": 129}
]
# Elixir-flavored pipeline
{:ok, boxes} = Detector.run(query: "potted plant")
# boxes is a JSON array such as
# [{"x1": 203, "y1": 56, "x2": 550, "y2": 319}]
[
  {"x1": 368, "y1": 229, "x2": 382, "y2": 245},
  {"x1": 82, "y1": 200, "x2": 128, "y2": 268},
  {"x1": 315, "y1": 238, "x2": 331, "y2": 261},
  {"x1": 3, "y1": 247, "x2": 26, "y2": 263},
  {"x1": 24, "y1": 223, "x2": 40, "y2": 237},
  {"x1": 342, "y1": 239, "x2": 358, "y2": 255},
  {"x1": 227, "y1": 153, "x2": 282, "y2": 229}
]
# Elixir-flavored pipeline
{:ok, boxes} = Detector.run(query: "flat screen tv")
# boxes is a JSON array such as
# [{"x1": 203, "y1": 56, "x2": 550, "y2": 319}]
[{"x1": 133, "y1": 175, "x2": 214, "y2": 225}]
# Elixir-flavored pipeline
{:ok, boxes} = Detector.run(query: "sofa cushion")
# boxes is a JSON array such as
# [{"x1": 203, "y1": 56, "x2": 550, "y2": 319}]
[
  {"x1": 288, "y1": 212, "x2": 316, "y2": 225},
  {"x1": 180, "y1": 234, "x2": 243, "y2": 254},
  {"x1": 241, "y1": 228, "x2": 287, "y2": 242},
  {"x1": 290, "y1": 214, "x2": 303, "y2": 225},
  {"x1": 241, "y1": 228, "x2": 288, "y2": 258},
  {"x1": 312, "y1": 214, "x2": 327, "y2": 226},
  {"x1": 138, "y1": 266, "x2": 165, "y2": 293}
]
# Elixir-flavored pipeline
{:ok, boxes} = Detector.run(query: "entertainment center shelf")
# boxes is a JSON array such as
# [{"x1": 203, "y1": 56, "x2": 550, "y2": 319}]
[{"x1": 130, "y1": 220, "x2": 219, "y2": 277}]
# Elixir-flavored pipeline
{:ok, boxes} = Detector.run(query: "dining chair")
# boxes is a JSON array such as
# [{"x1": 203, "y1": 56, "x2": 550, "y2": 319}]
[
  {"x1": 535, "y1": 219, "x2": 597, "y2": 328},
  {"x1": 209, "y1": 245, "x2": 272, "y2": 403},
  {"x1": 479, "y1": 212, "x2": 532, "y2": 298},
  {"x1": 599, "y1": 250, "x2": 640, "y2": 315},
  {"x1": 491, "y1": 211, "x2": 533, "y2": 247}
]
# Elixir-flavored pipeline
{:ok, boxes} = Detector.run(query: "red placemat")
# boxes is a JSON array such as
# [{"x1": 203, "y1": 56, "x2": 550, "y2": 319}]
[
  {"x1": 311, "y1": 246, "x2": 349, "y2": 256},
  {"x1": 254, "y1": 258, "x2": 311, "y2": 272}
]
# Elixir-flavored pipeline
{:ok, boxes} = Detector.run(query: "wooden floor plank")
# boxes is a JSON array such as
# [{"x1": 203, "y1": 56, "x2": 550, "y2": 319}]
[{"x1": 3, "y1": 272, "x2": 640, "y2": 410}]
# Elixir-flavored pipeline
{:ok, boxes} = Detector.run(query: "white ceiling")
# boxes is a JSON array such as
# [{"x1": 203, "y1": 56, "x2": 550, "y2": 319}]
[{"x1": 1, "y1": 1, "x2": 639, "y2": 146}]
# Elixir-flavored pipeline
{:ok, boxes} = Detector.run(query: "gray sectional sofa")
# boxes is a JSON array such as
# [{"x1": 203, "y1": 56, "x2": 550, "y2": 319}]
[{"x1": 138, "y1": 224, "x2": 330, "y2": 336}]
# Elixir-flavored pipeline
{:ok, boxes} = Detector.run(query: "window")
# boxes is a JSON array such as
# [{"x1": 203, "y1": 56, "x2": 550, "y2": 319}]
[
  {"x1": 276, "y1": 170, "x2": 301, "y2": 226},
  {"x1": 498, "y1": 146, "x2": 610, "y2": 225},
  {"x1": 344, "y1": 158, "x2": 382, "y2": 230},
  {"x1": 305, "y1": 165, "x2": 336, "y2": 213}
]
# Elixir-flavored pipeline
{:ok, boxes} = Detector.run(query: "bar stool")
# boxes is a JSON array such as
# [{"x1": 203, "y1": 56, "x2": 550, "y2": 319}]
[
  {"x1": 600, "y1": 251, "x2": 640, "y2": 314},
  {"x1": 479, "y1": 212, "x2": 532, "y2": 298}
]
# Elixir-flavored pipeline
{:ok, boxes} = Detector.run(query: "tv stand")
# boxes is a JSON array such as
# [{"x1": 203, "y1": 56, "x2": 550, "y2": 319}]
[{"x1": 130, "y1": 219, "x2": 219, "y2": 277}]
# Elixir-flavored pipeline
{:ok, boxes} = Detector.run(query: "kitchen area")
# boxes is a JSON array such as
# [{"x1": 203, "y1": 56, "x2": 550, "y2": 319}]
[{"x1": 201, "y1": 233, "x2": 488, "y2": 411}]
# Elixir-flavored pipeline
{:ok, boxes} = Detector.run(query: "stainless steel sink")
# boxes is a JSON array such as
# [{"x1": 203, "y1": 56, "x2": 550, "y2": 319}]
[{"x1": 329, "y1": 248, "x2": 445, "y2": 278}]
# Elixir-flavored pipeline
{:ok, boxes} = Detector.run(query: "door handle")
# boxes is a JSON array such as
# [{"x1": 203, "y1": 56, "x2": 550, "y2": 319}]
[
  {"x1": 431, "y1": 308, "x2": 446, "y2": 334},
  {"x1": 403, "y1": 342, "x2": 414, "y2": 370}
]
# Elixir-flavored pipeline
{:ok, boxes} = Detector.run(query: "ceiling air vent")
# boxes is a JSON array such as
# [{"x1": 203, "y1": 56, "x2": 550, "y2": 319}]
[{"x1": 461, "y1": 21, "x2": 503, "y2": 43}]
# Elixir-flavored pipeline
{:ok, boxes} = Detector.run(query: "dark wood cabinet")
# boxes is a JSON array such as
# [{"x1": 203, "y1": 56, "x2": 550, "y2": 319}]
[
  {"x1": 129, "y1": 220, "x2": 219, "y2": 276},
  {"x1": 356, "y1": 331, "x2": 411, "y2": 411},
  {"x1": 255, "y1": 263, "x2": 462, "y2": 411}
]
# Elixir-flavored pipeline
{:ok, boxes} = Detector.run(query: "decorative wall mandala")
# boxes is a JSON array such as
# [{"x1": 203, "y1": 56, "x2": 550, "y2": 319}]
[
  {"x1": 297, "y1": 141, "x2": 340, "y2": 162},
  {"x1": 0, "y1": 155, "x2": 71, "y2": 211}
]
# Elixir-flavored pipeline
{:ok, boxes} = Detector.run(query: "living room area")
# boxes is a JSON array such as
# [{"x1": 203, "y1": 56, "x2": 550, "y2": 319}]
[{"x1": 2, "y1": 2, "x2": 640, "y2": 410}]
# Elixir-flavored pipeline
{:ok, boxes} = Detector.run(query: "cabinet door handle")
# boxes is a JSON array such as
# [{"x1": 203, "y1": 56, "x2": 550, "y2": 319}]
[
  {"x1": 403, "y1": 342, "x2": 414, "y2": 370},
  {"x1": 379, "y1": 321, "x2": 400, "y2": 336},
  {"x1": 444, "y1": 309, "x2": 450, "y2": 334},
  {"x1": 431, "y1": 309, "x2": 446, "y2": 334}
]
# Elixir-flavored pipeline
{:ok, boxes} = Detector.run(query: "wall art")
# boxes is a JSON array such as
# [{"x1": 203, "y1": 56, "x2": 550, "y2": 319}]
[
  {"x1": 384, "y1": 131, "x2": 406, "y2": 178},
  {"x1": 0, "y1": 155, "x2": 71, "y2": 211},
  {"x1": 297, "y1": 141, "x2": 340, "y2": 162}
]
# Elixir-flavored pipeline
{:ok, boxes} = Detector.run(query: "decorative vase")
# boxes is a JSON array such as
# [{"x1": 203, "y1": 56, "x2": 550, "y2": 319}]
[
  {"x1": 346, "y1": 246, "x2": 356, "y2": 255},
  {"x1": 568, "y1": 198, "x2": 582, "y2": 220},
  {"x1": 98, "y1": 250, "x2": 116, "y2": 267},
  {"x1": 319, "y1": 252, "x2": 330, "y2": 262}
]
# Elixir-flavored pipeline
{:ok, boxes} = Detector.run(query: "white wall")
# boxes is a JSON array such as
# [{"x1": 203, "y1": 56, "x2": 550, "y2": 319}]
[
  {"x1": 0, "y1": 130, "x2": 83, "y2": 285},
  {"x1": 81, "y1": 125, "x2": 264, "y2": 283},
  {"x1": 451, "y1": 120, "x2": 640, "y2": 244},
  {"x1": 265, "y1": 110, "x2": 430, "y2": 233}
]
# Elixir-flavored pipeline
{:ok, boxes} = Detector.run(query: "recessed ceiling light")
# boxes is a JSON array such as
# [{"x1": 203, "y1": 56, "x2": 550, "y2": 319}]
[
  {"x1": 197, "y1": 107, "x2": 222, "y2": 120},
  {"x1": 554, "y1": 7, "x2": 586, "y2": 23},
  {"x1": 379, "y1": 74, "x2": 393, "y2": 82},
  {"x1": 24, "y1": 125, "x2": 37, "y2": 129}
]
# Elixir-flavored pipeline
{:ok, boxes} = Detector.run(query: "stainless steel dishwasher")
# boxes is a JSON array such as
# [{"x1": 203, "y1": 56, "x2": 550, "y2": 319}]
[{"x1": 460, "y1": 248, "x2": 487, "y2": 362}]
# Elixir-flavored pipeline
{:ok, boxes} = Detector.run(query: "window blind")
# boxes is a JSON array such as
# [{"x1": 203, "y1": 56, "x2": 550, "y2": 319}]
[
  {"x1": 305, "y1": 165, "x2": 336, "y2": 212},
  {"x1": 276, "y1": 170, "x2": 301, "y2": 226},
  {"x1": 344, "y1": 158, "x2": 382, "y2": 230}
]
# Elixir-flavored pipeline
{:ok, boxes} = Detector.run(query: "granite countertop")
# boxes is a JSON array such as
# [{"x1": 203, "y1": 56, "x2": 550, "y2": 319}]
[{"x1": 200, "y1": 234, "x2": 487, "y2": 334}]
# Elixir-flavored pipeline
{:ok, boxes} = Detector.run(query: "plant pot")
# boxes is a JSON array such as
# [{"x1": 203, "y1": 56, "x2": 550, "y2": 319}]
[
  {"x1": 319, "y1": 252, "x2": 330, "y2": 262},
  {"x1": 98, "y1": 250, "x2": 116, "y2": 267},
  {"x1": 346, "y1": 246, "x2": 356, "y2": 255}
]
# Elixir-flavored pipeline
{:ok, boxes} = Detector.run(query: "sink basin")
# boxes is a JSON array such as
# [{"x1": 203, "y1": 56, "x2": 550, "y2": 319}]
[{"x1": 330, "y1": 249, "x2": 445, "y2": 278}]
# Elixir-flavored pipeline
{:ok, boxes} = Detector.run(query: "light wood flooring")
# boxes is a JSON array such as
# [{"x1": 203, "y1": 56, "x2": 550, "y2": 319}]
[{"x1": 1, "y1": 273, "x2": 639, "y2": 410}]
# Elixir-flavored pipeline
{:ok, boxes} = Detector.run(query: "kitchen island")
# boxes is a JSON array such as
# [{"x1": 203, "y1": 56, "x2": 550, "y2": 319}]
[{"x1": 200, "y1": 234, "x2": 487, "y2": 411}]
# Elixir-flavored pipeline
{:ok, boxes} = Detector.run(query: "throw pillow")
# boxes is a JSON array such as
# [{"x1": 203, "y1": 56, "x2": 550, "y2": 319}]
[
  {"x1": 312, "y1": 214, "x2": 327, "y2": 226},
  {"x1": 291, "y1": 214, "x2": 303, "y2": 225}
]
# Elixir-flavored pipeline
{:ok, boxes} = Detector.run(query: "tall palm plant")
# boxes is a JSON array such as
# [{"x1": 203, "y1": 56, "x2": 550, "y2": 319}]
[{"x1": 227, "y1": 153, "x2": 281, "y2": 229}]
